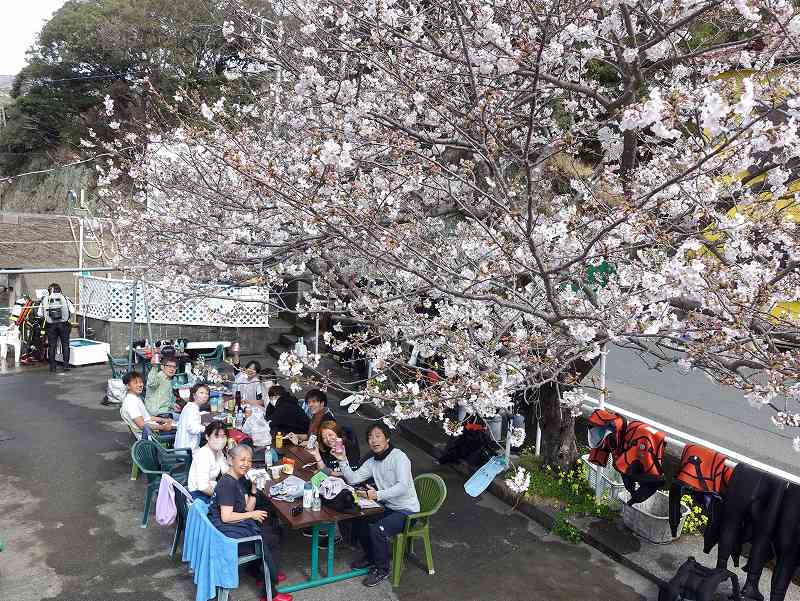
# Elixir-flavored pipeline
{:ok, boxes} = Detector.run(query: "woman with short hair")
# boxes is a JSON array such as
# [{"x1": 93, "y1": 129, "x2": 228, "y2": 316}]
[{"x1": 208, "y1": 444, "x2": 291, "y2": 601}]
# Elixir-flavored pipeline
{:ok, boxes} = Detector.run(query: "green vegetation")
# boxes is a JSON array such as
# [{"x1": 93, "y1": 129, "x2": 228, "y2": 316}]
[
  {"x1": 0, "y1": 0, "x2": 266, "y2": 177},
  {"x1": 681, "y1": 494, "x2": 709, "y2": 535},
  {"x1": 518, "y1": 451, "x2": 618, "y2": 543}
]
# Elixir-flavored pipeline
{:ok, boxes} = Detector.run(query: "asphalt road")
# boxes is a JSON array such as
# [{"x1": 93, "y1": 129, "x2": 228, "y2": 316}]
[
  {"x1": 0, "y1": 363, "x2": 657, "y2": 601},
  {"x1": 588, "y1": 347, "x2": 800, "y2": 476}
]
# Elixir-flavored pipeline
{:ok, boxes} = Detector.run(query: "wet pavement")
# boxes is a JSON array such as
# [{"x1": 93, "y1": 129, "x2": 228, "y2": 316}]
[{"x1": 0, "y1": 363, "x2": 658, "y2": 601}]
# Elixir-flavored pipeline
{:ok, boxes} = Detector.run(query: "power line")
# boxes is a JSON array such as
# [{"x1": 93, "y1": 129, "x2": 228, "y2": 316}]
[{"x1": 0, "y1": 148, "x2": 133, "y2": 184}]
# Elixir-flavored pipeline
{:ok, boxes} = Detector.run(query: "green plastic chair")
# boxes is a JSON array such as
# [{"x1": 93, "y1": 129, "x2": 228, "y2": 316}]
[
  {"x1": 391, "y1": 473, "x2": 448, "y2": 586},
  {"x1": 198, "y1": 344, "x2": 226, "y2": 369},
  {"x1": 107, "y1": 353, "x2": 129, "y2": 379},
  {"x1": 131, "y1": 439, "x2": 191, "y2": 528}
]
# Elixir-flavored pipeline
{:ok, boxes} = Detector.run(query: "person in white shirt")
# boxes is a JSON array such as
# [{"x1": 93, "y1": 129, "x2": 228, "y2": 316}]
[
  {"x1": 119, "y1": 371, "x2": 174, "y2": 439},
  {"x1": 187, "y1": 421, "x2": 229, "y2": 502},
  {"x1": 174, "y1": 383, "x2": 209, "y2": 450},
  {"x1": 233, "y1": 360, "x2": 264, "y2": 406}
]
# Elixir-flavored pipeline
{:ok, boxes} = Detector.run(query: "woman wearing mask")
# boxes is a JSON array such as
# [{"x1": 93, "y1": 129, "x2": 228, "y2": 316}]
[
  {"x1": 187, "y1": 422, "x2": 229, "y2": 502},
  {"x1": 265, "y1": 385, "x2": 309, "y2": 434},
  {"x1": 174, "y1": 383, "x2": 209, "y2": 450}
]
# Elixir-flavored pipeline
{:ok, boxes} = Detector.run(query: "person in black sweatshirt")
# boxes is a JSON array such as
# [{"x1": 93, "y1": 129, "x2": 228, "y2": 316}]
[{"x1": 265, "y1": 385, "x2": 310, "y2": 435}]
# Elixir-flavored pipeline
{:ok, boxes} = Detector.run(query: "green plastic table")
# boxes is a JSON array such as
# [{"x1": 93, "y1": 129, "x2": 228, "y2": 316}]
[{"x1": 272, "y1": 445, "x2": 383, "y2": 593}]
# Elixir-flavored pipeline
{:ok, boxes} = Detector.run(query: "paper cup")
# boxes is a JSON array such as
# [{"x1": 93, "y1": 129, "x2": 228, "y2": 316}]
[{"x1": 270, "y1": 465, "x2": 283, "y2": 479}]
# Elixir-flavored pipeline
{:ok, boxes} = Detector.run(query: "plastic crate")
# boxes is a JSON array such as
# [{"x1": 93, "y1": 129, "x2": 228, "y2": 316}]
[{"x1": 580, "y1": 453, "x2": 627, "y2": 508}]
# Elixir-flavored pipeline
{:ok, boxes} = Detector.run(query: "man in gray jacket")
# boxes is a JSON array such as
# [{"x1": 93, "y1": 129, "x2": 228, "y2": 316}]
[{"x1": 334, "y1": 422, "x2": 420, "y2": 587}]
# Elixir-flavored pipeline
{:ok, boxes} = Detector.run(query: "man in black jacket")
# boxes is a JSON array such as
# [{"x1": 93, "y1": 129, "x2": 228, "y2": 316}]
[{"x1": 265, "y1": 385, "x2": 310, "y2": 434}]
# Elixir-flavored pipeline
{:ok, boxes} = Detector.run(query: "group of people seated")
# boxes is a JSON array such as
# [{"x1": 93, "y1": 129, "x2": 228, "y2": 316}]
[{"x1": 120, "y1": 353, "x2": 421, "y2": 597}]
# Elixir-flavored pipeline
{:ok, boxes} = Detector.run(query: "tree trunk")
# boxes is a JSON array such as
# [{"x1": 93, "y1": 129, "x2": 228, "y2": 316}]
[{"x1": 527, "y1": 358, "x2": 597, "y2": 472}]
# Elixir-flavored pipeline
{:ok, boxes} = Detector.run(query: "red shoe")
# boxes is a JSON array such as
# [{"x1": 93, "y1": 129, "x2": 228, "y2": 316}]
[
  {"x1": 257, "y1": 573, "x2": 286, "y2": 588},
  {"x1": 260, "y1": 595, "x2": 292, "y2": 601}
]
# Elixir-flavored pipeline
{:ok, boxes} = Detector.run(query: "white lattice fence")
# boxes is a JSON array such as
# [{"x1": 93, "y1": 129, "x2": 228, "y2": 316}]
[{"x1": 78, "y1": 276, "x2": 270, "y2": 327}]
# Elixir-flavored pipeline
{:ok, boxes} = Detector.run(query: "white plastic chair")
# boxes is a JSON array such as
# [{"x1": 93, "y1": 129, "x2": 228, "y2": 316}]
[{"x1": 0, "y1": 325, "x2": 21, "y2": 364}]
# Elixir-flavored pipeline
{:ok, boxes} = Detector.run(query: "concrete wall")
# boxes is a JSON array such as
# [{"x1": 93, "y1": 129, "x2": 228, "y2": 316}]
[
  {"x1": 1, "y1": 211, "x2": 117, "y2": 312},
  {"x1": 83, "y1": 317, "x2": 296, "y2": 356}
]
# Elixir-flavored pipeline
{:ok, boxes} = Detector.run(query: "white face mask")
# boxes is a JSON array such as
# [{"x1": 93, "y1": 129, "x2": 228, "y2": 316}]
[{"x1": 208, "y1": 437, "x2": 226, "y2": 451}]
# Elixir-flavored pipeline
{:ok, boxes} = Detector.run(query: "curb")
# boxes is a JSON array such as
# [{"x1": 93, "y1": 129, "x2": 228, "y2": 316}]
[{"x1": 358, "y1": 403, "x2": 667, "y2": 590}]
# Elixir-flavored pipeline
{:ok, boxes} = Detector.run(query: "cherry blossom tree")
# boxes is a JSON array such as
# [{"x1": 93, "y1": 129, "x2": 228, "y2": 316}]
[{"x1": 98, "y1": 0, "x2": 800, "y2": 468}]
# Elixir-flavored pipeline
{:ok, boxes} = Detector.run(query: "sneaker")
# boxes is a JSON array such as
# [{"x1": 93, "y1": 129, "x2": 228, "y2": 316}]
[
  {"x1": 350, "y1": 556, "x2": 373, "y2": 570},
  {"x1": 261, "y1": 595, "x2": 292, "y2": 601},
  {"x1": 362, "y1": 568, "x2": 389, "y2": 587}
]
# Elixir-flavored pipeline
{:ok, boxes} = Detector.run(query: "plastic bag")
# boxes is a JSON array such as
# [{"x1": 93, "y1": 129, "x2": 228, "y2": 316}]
[
  {"x1": 244, "y1": 413, "x2": 271, "y2": 447},
  {"x1": 106, "y1": 378, "x2": 126, "y2": 404},
  {"x1": 270, "y1": 475, "x2": 306, "y2": 500}
]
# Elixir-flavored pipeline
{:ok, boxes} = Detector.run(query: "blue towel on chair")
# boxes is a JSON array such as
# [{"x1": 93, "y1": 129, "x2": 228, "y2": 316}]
[{"x1": 182, "y1": 500, "x2": 239, "y2": 601}]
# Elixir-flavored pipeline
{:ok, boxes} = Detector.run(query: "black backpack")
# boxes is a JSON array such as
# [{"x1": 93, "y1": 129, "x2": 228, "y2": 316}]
[{"x1": 659, "y1": 557, "x2": 741, "y2": 601}]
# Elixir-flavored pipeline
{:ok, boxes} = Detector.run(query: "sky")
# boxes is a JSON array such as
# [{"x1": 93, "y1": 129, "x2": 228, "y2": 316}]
[{"x1": 0, "y1": 1, "x2": 68, "y2": 75}]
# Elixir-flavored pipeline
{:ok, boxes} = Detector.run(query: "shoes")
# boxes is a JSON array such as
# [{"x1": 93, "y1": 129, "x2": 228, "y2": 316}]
[
  {"x1": 261, "y1": 595, "x2": 292, "y2": 601},
  {"x1": 362, "y1": 567, "x2": 389, "y2": 587},
  {"x1": 350, "y1": 556, "x2": 373, "y2": 570},
  {"x1": 256, "y1": 572, "x2": 287, "y2": 588}
]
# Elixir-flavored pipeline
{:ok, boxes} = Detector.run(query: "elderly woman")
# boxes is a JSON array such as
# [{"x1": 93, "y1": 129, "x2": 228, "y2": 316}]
[
  {"x1": 187, "y1": 421, "x2": 229, "y2": 502},
  {"x1": 208, "y1": 445, "x2": 291, "y2": 601}
]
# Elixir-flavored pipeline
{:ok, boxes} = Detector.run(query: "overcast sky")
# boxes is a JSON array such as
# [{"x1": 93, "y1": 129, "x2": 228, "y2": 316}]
[{"x1": 0, "y1": 1, "x2": 67, "y2": 75}]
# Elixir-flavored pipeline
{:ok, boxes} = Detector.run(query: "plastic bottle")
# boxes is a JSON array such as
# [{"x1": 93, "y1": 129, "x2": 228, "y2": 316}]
[
  {"x1": 303, "y1": 482, "x2": 314, "y2": 509},
  {"x1": 276, "y1": 432, "x2": 283, "y2": 449},
  {"x1": 312, "y1": 488, "x2": 321, "y2": 512},
  {"x1": 265, "y1": 443, "x2": 273, "y2": 467}
]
